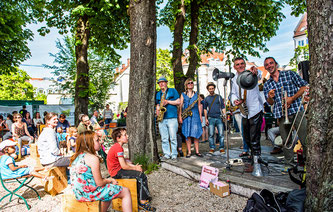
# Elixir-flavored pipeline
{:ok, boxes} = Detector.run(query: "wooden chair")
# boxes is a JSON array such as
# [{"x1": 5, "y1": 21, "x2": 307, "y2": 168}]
[
  {"x1": 112, "y1": 178, "x2": 138, "y2": 212},
  {"x1": 0, "y1": 172, "x2": 40, "y2": 210},
  {"x1": 38, "y1": 124, "x2": 46, "y2": 137},
  {"x1": 43, "y1": 167, "x2": 68, "y2": 196}
]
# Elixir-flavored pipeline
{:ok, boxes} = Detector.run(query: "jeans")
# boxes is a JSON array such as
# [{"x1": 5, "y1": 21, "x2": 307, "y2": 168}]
[
  {"x1": 17, "y1": 135, "x2": 33, "y2": 148},
  {"x1": 268, "y1": 127, "x2": 280, "y2": 147},
  {"x1": 158, "y1": 118, "x2": 178, "y2": 158},
  {"x1": 208, "y1": 117, "x2": 224, "y2": 150},
  {"x1": 234, "y1": 113, "x2": 249, "y2": 152},
  {"x1": 105, "y1": 118, "x2": 112, "y2": 125}
]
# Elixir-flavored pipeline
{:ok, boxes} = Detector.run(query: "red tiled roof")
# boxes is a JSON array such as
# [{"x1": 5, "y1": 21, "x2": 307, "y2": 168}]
[
  {"x1": 182, "y1": 50, "x2": 224, "y2": 65},
  {"x1": 293, "y1": 13, "x2": 307, "y2": 38},
  {"x1": 258, "y1": 66, "x2": 269, "y2": 79},
  {"x1": 30, "y1": 78, "x2": 44, "y2": 81}
]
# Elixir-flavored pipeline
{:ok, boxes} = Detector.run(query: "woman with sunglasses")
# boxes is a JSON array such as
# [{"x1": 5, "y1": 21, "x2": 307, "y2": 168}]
[
  {"x1": 12, "y1": 113, "x2": 34, "y2": 149},
  {"x1": 37, "y1": 112, "x2": 70, "y2": 167},
  {"x1": 178, "y1": 78, "x2": 203, "y2": 158}
]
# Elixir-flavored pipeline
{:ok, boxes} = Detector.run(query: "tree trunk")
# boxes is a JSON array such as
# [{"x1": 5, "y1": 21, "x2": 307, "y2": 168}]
[
  {"x1": 305, "y1": 0, "x2": 333, "y2": 211},
  {"x1": 187, "y1": 0, "x2": 199, "y2": 79},
  {"x1": 128, "y1": 0, "x2": 158, "y2": 162},
  {"x1": 172, "y1": 0, "x2": 186, "y2": 93},
  {"x1": 74, "y1": 15, "x2": 90, "y2": 126}
]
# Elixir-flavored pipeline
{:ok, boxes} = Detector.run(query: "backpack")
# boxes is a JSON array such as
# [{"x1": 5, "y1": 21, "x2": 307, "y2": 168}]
[{"x1": 243, "y1": 189, "x2": 281, "y2": 212}]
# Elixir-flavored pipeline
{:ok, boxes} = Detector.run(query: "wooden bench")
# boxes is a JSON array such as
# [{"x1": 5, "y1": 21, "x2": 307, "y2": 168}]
[
  {"x1": 61, "y1": 194, "x2": 101, "y2": 212},
  {"x1": 43, "y1": 166, "x2": 68, "y2": 196},
  {"x1": 112, "y1": 178, "x2": 138, "y2": 212}
]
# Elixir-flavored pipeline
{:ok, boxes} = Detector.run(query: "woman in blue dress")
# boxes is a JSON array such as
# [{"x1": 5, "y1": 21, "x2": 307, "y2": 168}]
[
  {"x1": 179, "y1": 78, "x2": 203, "y2": 158},
  {"x1": 69, "y1": 131, "x2": 132, "y2": 212}
]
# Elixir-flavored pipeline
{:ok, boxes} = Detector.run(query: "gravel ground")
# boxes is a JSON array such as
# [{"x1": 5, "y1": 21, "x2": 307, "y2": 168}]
[{"x1": 0, "y1": 156, "x2": 247, "y2": 212}]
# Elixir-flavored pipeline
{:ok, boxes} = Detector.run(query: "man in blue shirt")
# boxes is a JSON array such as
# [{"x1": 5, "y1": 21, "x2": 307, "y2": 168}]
[
  {"x1": 56, "y1": 114, "x2": 70, "y2": 133},
  {"x1": 263, "y1": 57, "x2": 308, "y2": 166},
  {"x1": 231, "y1": 57, "x2": 264, "y2": 172},
  {"x1": 156, "y1": 77, "x2": 180, "y2": 161},
  {"x1": 204, "y1": 82, "x2": 226, "y2": 154}
]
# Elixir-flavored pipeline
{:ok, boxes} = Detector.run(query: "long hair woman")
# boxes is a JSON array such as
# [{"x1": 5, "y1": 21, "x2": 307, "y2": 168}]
[
  {"x1": 70, "y1": 131, "x2": 132, "y2": 212},
  {"x1": 178, "y1": 78, "x2": 203, "y2": 158}
]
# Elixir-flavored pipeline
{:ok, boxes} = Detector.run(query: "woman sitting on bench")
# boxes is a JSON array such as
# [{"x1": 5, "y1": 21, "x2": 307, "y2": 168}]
[{"x1": 70, "y1": 131, "x2": 132, "y2": 212}]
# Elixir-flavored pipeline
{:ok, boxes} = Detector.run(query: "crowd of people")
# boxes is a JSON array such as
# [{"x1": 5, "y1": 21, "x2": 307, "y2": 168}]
[
  {"x1": 156, "y1": 56, "x2": 309, "y2": 172},
  {"x1": 0, "y1": 104, "x2": 156, "y2": 212},
  {"x1": 0, "y1": 56, "x2": 309, "y2": 211}
]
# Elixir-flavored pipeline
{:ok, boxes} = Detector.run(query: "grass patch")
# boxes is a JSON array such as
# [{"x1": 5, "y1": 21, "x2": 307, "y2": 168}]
[{"x1": 133, "y1": 154, "x2": 160, "y2": 175}]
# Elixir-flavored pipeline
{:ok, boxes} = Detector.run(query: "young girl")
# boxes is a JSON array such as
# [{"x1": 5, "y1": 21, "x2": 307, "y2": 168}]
[
  {"x1": 70, "y1": 131, "x2": 132, "y2": 212},
  {"x1": 67, "y1": 127, "x2": 78, "y2": 153},
  {"x1": 57, "y1": 127, "x2": 68, "y2": 155},
  {"x1": 0, "y1": 140, "x2": 53, "y2": 181}
]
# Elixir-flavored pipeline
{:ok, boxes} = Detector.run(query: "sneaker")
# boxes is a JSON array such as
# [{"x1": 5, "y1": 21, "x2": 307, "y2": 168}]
[
  {"x1": 220, "y1": 149, "x2": 225, "y2": 154},
  {"x1": 270, "y1": 147, "x2": 283, "y2": 154},
  {"x1": 171, "y1": 157, "x2": 178, "y2": 161},
  {"x1": 209, "y1": 149, "x2": 215, "y2": 154},
  {"x1": 139, "y1": 202, "x2": 156, "y2": 212},
  {"x1": 160, "y1": 156, "x2": 170, "y2": 162}
]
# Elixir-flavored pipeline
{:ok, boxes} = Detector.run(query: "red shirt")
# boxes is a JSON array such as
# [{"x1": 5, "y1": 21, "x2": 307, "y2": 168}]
[{"x1": 107, "y1": 143, "x2": 124, "y2": 177}]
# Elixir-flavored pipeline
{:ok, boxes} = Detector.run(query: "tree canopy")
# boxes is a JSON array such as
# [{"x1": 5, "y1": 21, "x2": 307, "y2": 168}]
[
  {"x1": 0, "y1": 68, "x2": 34, "y2": 100},
  {"x1": 45, "y1": 36, "x2": 118, "y2": 110}
]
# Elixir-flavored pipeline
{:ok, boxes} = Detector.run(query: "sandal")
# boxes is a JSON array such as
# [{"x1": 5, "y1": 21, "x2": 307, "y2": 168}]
[
  {"x1": 239, "y1": 152, "x2": 249, "y2": 157},
  {"x1": 186, "y1": 153, "x2": 192, "y2": 158},
  {"x1": 195, "y1": 153, "x2": 203, "y2": 157}
]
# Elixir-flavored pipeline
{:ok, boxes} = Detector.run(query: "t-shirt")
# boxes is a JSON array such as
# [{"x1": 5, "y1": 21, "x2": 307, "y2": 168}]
[
  {"x1": 0, "y1": 155, "x2": 31, "y2": 179},
  {"x1": 57, "y1": 133, "x2": 67, "y2": 142},
  {"x1": 203, "y1": 94, "x2": 225, "y2": 118},
  {"x1": 156, "y1": 88, "x2": 180, "y2": 119},
  {"x1": 56, "y1": 120, "x2": 70, "y2": 133},
  {"x1": 107, "y1": 143, "x2": 124, "y2": 177}
]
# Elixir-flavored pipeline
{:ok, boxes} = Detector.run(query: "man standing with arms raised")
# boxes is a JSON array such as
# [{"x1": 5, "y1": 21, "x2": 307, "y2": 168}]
[
  {"x1": 263, "y1": 57, "x2": 308, "y2": 167},
  {"x1": 156, "y1": 77, "x2": 180, "y2": 161},
  {"x1": 231, "y1": 57, "x2": 264, "y2": 173},
  {"x1": 204, "y1": 82, "x2": 226, "y2": 155}
]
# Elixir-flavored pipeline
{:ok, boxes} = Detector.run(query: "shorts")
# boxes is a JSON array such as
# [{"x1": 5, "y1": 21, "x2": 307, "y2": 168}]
[{"x1": 201, "y1": 116, "x2": 206, "y2": 128}]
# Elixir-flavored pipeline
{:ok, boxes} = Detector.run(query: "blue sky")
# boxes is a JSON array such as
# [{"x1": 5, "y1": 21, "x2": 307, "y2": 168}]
[{"x1": 20, "y1": 6, "x2": 301, "y2": 78}]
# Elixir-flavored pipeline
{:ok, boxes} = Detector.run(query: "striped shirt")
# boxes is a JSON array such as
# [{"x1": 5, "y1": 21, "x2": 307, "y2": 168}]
[{"x1": 263, "y1": 70, "x2": 308, "y2": 119}]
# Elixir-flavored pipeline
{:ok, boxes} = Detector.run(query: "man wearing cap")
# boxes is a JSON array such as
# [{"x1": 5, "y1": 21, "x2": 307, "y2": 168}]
[
  {"x1": 156, "y1": 77, "x2": 180, "y2": 161},
  {"x1": 263, "y1": 57, "x2": 308, "y2": 166},
  {"x1": 231, "y1": 57, "x2": 264, "y2": 172},
  {"x1": 203, "y1": 82, "x2": 226, "y2": 154}
]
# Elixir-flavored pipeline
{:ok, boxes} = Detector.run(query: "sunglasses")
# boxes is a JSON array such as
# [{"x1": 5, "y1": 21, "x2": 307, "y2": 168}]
[{"x1": 187, "y1": 82, "x2": 194, "y2": 85}]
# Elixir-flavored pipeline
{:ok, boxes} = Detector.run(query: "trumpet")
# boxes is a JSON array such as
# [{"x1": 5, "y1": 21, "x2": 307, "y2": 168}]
[{"x1": 281, "y1": 86, "x2": 291, "y2": 125}]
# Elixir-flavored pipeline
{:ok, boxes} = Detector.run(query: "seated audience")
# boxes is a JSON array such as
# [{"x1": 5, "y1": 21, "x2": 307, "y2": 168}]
[
  {"x1": 77, "y1": 114, "x2": 94, "y2": 134},
  {"x1": 12, "y1": 113, "x2": 33, "y2": 148},
  {"x1": 56, "y1": 113, "x2": 70, "y2": 133},
  {"x1": 67, "y1": 127, "x2": 78, "y2": 153},
  {"x1": 70, "y1": 131, "x2": 132, "y2": 212}
]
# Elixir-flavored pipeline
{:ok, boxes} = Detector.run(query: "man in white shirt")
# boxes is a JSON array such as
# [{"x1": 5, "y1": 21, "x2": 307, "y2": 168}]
[{"x1": 231, "y1": 57, "x2": 264, "y2": 172}]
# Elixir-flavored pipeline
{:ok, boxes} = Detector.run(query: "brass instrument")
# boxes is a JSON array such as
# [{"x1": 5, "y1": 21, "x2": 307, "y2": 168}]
[
  {"x1": 284, "y1": 85, "x2": 309, "y2": 149},
  {"x1": 281, "y1": 86, "x2": 291, "y2": 125},
  {"x1": 181, "y1": 97, "x2": 199, "y2": 120},
  {"x1": 238, "y1": 87, "x2": 248, "y2": 117},
  {"x1": 157, "y1": 91, "x2": 167, "y2": 122}
]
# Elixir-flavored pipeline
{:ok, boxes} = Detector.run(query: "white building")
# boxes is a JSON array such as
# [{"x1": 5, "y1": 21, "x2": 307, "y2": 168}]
[{"x1": 293, "y1": 13, "x2": 308, "y2": 49}]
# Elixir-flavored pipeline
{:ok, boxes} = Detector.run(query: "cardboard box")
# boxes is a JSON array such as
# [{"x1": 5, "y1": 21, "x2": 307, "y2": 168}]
[
  {"x1": 209, "y1": 181, "x2": 230, "y2": 198},
  {"x1": 199, "y1": 165, "x2": 219, "y2": 189}
]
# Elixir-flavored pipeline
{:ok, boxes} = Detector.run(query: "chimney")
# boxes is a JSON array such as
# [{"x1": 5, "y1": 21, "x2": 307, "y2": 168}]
[
  {"x1": 122, "y1": 64, "x2": 125, "y2": 70},
  {"x1": 127, "y1": 58, "x2": 130, "y2": 66}
]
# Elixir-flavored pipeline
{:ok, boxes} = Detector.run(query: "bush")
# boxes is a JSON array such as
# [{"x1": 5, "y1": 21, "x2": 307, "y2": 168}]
[{"x1": 117, "y1": 118, "x2": 126, "y2": 126}]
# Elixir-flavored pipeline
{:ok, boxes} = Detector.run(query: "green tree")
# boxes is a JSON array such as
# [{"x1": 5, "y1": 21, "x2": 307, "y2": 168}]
[
  {"x1": 156, "y1": 48, "x2": 174, "y2": 87},
  {"x1": 289, "y1": 44, "x2": 309, "y2": 71},
  {"x1": 45, "y1": 36, "x2": 118, "y2": 111},
  {"x1": 0, "y1": 0, "x2": 43, "y2": 73},
  {"x1": 39, "y1": 0, "x2": 130, "y2": 124},
  {"x1": 159, "y1": 0, "x2": 285, "y2": 93},
  {"x1": 0, "y1": 68, "x2": 34, "y2": 100}
]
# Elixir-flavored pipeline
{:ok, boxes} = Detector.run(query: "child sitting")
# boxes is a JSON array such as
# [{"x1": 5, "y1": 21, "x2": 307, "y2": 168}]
[
  {"x1": 67, "y1": 127, "x2": 78, "y2": 154},
  {"x1": 0, "y1": 140, "x2": 53, "y2": 181},
  {"x1": 107, "y1": 128, "x2": 156, "y2": 212},
  {"x1": 57, "y1": 127, "x2": 68, "y2": 155},
  {"x1": 70, "y1": 131, "x2": 132, "y2": 212}
]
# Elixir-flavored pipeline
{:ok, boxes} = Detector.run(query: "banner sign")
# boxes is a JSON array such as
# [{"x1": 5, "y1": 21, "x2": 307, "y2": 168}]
[
  {"x1": 0, "y1": 105, "x2": 33, "y2": 118},
  {"x1": 39, "y1": 105, "x2": 75, "y2": 126}
]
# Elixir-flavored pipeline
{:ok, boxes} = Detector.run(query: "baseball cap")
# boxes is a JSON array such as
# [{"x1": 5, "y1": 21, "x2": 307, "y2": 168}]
[
  {"x1": 0, "y1": 140, "x2": 17, "y2": 151},
  {"x1": 157, "y1": 77, "x2": 168, "y2": 83}
]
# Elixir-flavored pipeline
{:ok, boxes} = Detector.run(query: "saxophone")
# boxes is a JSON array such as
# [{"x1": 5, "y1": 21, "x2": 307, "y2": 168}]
[
  {"x1": 181, "y1": 98, "x2": 199, "y2": 120},
  {"x1": 157, "y1": 91, "x2": 167, "y2": 122}
]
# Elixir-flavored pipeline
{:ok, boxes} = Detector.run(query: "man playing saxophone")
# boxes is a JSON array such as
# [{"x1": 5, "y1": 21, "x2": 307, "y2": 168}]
[
  {"x1": 156, "y1": 77, "x2": 180, "y2": 161},
  {"x1": 263, "y1": 57, "x2": 308, "y2": 167}
]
